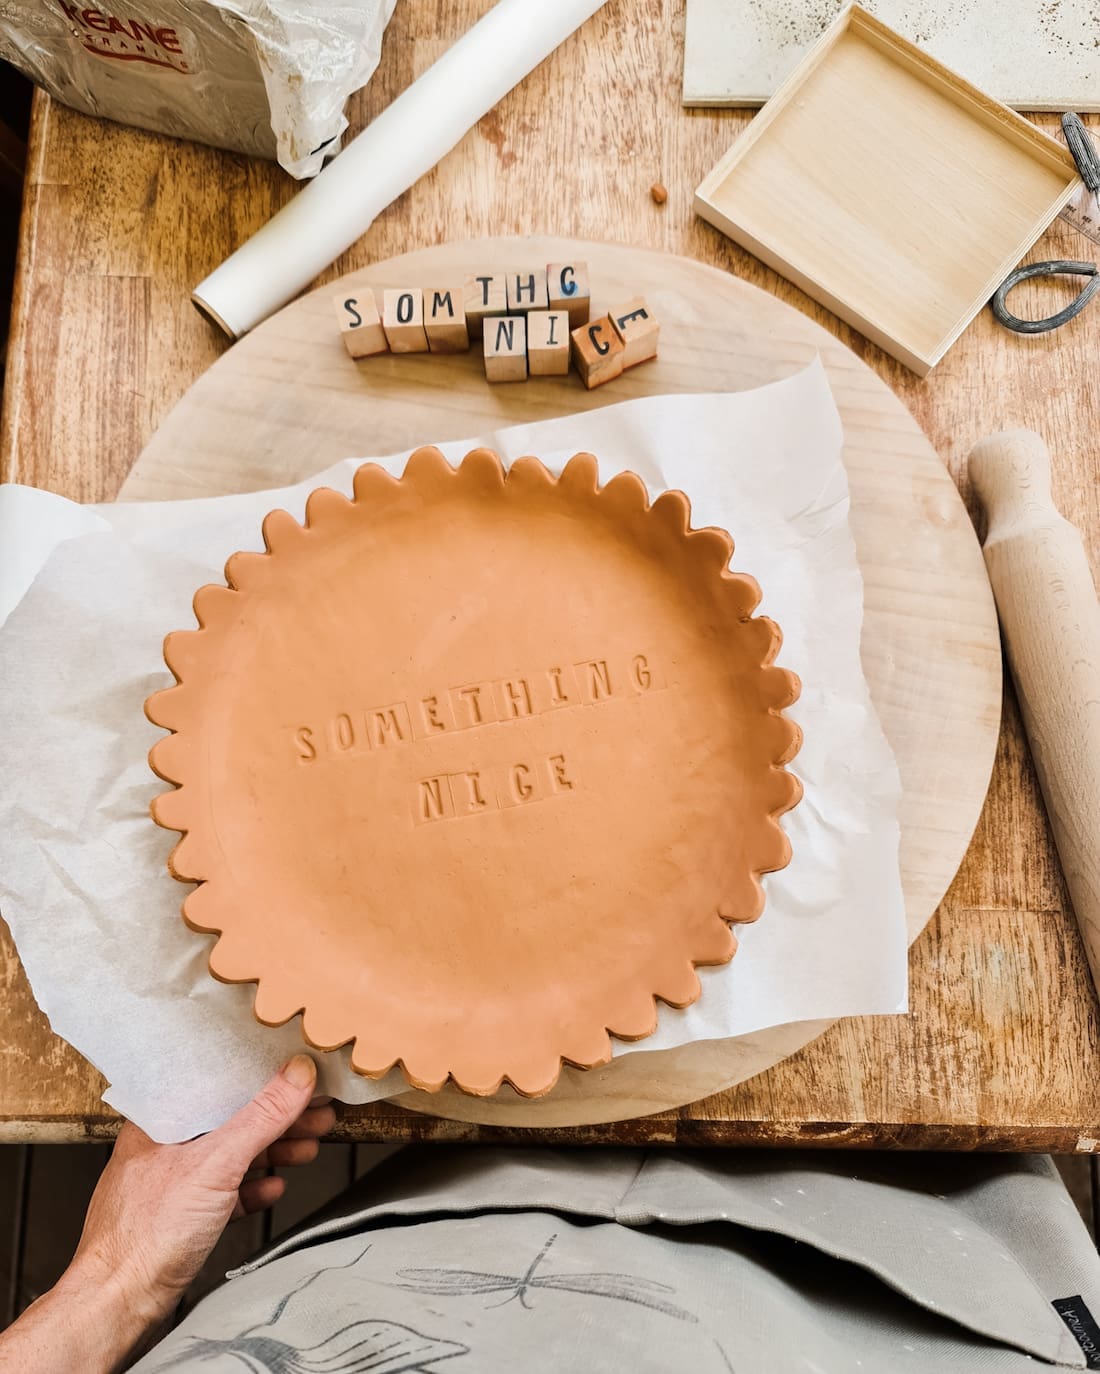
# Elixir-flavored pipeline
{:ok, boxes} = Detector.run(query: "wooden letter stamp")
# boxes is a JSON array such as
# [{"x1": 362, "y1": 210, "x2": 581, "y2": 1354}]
[
  {"x1": 570, "y1": 315, "x2": 625, "y2": 389},
  {"x1": 609, "y1": 297, "x2": 659, "y2": 368},
  {"x1": 463, "y1": 273, "x2": 508, "y2": 339},
  {"x1": 547, "y1": 261, "x2": 591, "y2": 329},
  {"x1": 507, "y1": 269, "x2": 549, "y2": 314},
  {"x1": 424, "y1": 287, "x2": 470, "y2": 353},
  {"x1": 527, "y1": 310, "x2": 571, "y2": 377},
  {"x1": 333, "y1": 291, "x2": 388, "y2": 358},
  {"x1": 483, "y1": 314, "x2": 528, "y2": 383},
  {"x1": 382, "y1": 288, "x2": 429, "y2": 353}
]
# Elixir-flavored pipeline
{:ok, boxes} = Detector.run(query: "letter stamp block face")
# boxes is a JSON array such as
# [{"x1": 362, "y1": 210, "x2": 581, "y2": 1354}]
[
  {"x1": 547, "y1": 261, "x2": 591, "y2": 329},
  {"x1": 463, "y1": 273, "x2": 508, "y2": 339},
  {"x1": 483, "y1": 315, "x2": 528, "y2": 383},
  {"x1": 609, "y1": 296, "x2": 660, "y2": 368},
  {"x1": 382, "y1": 288, "x2": 429, "y2": 353},
  {"x1": 526, "y1": 310, "x2": 571, "y2": 377},
  {"x1": 570, "y1": 315, "x2": 625, "y2": 389},
  {"x1": 333, "y1": 291, "x2": 388, "y2": 358},
  {"x1": 506, "y1": 269, "x2": 549, "y2": 314},
  {"x1": 424, "y1": 287, "x2": 470, "y2": 353}
]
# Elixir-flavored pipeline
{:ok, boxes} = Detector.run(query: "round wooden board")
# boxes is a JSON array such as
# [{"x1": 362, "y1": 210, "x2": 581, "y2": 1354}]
[{"x1": 123, "y1": 236, "x2": 1002, "y2": 1127}]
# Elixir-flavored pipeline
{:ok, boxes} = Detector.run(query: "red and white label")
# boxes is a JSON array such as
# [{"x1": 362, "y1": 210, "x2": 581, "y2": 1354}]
[{"x1": 57, "y1": 2, "x2": 195, "y2": 73}]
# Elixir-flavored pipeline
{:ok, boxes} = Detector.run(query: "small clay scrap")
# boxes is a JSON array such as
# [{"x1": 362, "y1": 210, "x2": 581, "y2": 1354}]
[{"x1": 147, "y1": 448, "x2": 802, "y2": 1099}]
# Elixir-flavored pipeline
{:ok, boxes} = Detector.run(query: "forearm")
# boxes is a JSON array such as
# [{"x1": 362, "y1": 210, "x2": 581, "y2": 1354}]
[
  {"x1": 0, "y1": 1260, "x2": 165, "y2": 1374},
  {"x1": 0, "y1": 1061, "x2": 327, "y2": 1373}
]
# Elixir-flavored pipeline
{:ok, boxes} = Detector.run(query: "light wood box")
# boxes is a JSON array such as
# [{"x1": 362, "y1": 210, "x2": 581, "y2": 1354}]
[{"x1": 693, "y1": 4, "x2": 1081, "y2": 375}]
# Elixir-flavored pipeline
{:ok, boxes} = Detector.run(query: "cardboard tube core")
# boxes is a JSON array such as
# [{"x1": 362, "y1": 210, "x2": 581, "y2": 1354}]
[{"x1": 192, "y1": 0, "x2": 610, "y2": 339}]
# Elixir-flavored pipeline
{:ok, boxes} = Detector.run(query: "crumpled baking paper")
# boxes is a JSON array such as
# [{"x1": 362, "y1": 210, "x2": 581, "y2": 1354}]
[{"x1": 0, "y1": 361, "x2": 907, "y2": 1142}]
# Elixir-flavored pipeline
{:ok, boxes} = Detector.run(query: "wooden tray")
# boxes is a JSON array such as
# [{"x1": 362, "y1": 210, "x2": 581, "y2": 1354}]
[
  {"x1": 694, "y1": 5, "x2": 1080, "y2": 376},
  {"x1": 122, "y1": 235, "x2": 1002, "y2": 1128}
]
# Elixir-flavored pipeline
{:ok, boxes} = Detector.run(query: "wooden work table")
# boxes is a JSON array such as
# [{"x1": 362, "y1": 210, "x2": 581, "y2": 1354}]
[{"x1": 2, "y1": 1, "x2": 1099, "y2": 1149}]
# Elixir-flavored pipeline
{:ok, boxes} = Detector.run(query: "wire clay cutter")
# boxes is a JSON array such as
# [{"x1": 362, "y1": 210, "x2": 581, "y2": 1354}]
[{"x1": 992, "y1": 114, "x2": 1100, "y2": 336}]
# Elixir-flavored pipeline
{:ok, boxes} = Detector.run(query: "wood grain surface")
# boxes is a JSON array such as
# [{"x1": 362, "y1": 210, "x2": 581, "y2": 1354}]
[
  {"x1": 122, "y1": 235, "x2": 1001, "y2": 1126},
  {"x1": 2, "y1": 0, "x2": 1100, "y2": 1148}
]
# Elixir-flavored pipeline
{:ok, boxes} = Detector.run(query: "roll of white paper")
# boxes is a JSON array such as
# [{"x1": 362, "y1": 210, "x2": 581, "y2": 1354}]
[{"x1": 193, "y1": 0, "x2": 611, "y2": 338}]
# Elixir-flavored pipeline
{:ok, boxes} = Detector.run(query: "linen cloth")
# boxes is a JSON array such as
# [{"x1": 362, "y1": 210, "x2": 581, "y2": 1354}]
[{"x1": 134, "y1": 1148, "x2": 1100, "y2": 1372}]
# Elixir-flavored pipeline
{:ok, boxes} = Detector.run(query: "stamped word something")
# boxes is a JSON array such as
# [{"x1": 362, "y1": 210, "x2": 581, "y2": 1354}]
[
  {"x1": 292, "y1": 650, "x2": 663, "y2": 826},
  {"x1": 292, "y1": 651, "x2": 661, "y2": 764}
]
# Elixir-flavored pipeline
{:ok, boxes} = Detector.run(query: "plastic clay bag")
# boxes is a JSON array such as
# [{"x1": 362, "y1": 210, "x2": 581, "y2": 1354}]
[{"x1": 0, "y1": 0, "x2": 397, "y2": 177}]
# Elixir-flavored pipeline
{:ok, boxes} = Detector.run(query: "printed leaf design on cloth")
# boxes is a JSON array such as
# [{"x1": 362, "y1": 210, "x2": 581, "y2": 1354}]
[
  {"x1": 150, "y1": 1245, "x2": 469, "y2": 1373},
  {"x1": 391, "y1": 1232, "x2": 699, "y2": 1323},
  {"x1": 162, "y1": 1321, "x2": 468, "y2": 1372}
]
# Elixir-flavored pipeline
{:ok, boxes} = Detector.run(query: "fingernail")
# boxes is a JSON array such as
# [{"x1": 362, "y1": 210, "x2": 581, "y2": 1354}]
[
  {"x1": 310, "y1": 1095, "x2": 334, "y2": 1107},
  {"x1": 281, "y1": 1054, "x2": 316, "y2": 1089}
]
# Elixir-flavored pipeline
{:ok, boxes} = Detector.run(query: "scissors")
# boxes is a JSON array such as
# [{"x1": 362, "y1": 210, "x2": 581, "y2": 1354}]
[{"x1": 992, "y1": 114, "x2": 1100, "y2": 336}]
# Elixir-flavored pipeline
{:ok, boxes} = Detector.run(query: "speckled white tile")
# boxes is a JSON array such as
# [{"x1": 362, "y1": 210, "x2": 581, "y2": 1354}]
[{"x1": 684, "y1": 0, "x2": 1100, "y2": 110}]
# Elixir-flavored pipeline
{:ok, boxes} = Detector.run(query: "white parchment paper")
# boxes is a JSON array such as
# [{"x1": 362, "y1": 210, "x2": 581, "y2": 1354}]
[{"x1": 0, "y1": 362, "x2": 907, "y2": 1142}]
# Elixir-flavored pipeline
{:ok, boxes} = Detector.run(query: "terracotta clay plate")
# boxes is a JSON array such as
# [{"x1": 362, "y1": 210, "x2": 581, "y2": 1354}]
[{"x1": 146, "y1": 446, "x2": 802, "y2": 1097}]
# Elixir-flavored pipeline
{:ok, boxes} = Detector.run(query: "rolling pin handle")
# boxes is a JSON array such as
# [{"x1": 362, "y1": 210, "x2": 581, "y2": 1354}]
[{"x1": 968, "y1": 429, "x2": 1058, "y2": 546}]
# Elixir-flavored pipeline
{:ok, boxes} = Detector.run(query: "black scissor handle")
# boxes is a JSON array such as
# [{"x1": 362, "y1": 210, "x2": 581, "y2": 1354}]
[{"x1": 992, "y1": 259, "x2": 1100, "y2": 335}]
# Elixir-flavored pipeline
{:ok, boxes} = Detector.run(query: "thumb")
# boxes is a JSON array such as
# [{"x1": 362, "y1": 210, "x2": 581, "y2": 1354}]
[{"x1": 212, "y1": 1054, "x2": 318, "y2": 1174}]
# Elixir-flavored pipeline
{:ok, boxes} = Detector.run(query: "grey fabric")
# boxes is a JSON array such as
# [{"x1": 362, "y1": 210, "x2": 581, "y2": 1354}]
[{"x1": 133, "y1": 1149, "x2": 1100, "y2": 1373}]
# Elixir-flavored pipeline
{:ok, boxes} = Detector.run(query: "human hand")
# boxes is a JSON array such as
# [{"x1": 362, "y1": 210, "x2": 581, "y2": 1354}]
[
  {"x1": 0, "y1": 1055, "x2": 334, "y2": 1374},
  {"x1": 73, "y1": 1054, "x2": 334, "y2": 1324}
]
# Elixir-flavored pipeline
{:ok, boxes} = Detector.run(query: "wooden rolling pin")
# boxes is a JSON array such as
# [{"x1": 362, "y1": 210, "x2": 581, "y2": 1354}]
[{"x1": 969, "y1": 429, "x2": 1100, "y2": 1001}]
